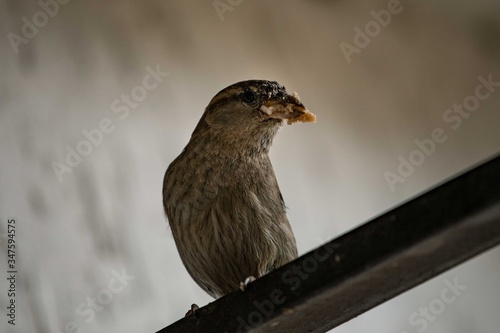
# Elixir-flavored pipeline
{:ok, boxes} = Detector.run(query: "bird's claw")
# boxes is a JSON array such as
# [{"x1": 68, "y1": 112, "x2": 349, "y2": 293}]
[
  {"x1": 239, "y1": 276, "x2": 256, "y2": 291},
  {"x1": 185, "y1": 303, "x2": 200, "y2": 317}
]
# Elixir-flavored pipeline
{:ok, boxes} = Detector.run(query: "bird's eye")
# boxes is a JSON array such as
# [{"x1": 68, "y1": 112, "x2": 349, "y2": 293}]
[{"x1": 241, "y1": 90, "x2": 256, "y2": 104}]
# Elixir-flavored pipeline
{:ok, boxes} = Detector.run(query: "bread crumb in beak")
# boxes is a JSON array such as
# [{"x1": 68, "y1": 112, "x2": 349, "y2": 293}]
[
  {"x1": 260, "y1": 90, "x2": 317, "y2": 125},
  {"x1": 260, "y1": 103, "x2": 317, "y2": 125},
  {"x1": 286, "y1": 110, "x2": 317, "y2": 125}
]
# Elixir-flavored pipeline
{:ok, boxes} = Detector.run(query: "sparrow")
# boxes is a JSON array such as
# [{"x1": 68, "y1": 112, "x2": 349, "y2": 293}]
[{"x1": 163, "y1": 80, "x2": 316, "y2": 300}]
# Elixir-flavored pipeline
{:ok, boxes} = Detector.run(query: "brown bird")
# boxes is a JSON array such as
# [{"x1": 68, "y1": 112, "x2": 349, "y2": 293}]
[{"x1": 163, "y1": 80, "x2": 316, "y2": 300}]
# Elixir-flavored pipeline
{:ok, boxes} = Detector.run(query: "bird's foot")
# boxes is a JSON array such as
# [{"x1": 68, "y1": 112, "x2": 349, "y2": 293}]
[
  {"x1": 239, "y1": 276, "x2": 256, "y2": 291},
  {"x1": 185, "y1": 303, "x2": 200, "y2": 317}
]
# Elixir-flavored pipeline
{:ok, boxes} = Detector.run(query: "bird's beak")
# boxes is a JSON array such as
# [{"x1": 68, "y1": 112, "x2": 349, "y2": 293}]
[{"x1": 260, "y1": 92, "x2": 317, "y2": 125}]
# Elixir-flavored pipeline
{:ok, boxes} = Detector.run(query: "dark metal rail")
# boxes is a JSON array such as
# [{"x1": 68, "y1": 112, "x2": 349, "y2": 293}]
[{"x1": 157, "y1": 154, "x2": 500, "y2": 333}]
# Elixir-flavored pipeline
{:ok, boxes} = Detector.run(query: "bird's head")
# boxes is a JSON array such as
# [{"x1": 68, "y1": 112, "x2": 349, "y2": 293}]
[{"x1": 191, "y1": 80, "x2": 316, "y2": 153}]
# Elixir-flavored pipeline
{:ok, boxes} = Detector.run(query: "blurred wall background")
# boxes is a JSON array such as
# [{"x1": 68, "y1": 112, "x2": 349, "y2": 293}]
[{"x1": 1, "y1": 0, "x2": 499, "y2": 332}]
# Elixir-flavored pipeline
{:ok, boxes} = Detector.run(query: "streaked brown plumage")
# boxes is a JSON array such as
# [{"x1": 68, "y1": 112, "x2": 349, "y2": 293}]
[{"x1": 163, "y1": 80, "x2": 315, "y2": 299}]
